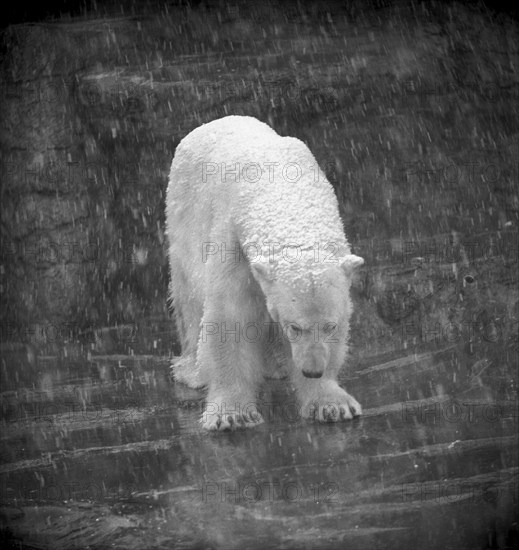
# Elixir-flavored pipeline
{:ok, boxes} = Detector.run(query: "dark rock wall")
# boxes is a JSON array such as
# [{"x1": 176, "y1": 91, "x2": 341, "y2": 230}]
[{"x1": 1, "y1": 1, "x2": 518, "y2": 357}]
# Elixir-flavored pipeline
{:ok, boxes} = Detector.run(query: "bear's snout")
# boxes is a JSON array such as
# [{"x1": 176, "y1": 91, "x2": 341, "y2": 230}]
[
  {"x1": 302, "y1": 370, "x2": 323, "y2": 379},
  {"x1": 294, "y1": 342, "x2": 329, "y2": 379}
]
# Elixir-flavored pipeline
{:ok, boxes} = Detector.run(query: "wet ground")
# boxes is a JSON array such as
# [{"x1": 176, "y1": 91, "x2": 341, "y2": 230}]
[{"x1": 1, "y1": 333, "x2": 517, "y2": 549}]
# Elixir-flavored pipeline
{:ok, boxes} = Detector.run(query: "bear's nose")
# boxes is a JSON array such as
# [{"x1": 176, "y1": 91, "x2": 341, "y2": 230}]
[{"x1": 302, "y1": 370, "x2": 323, "y2": 379}]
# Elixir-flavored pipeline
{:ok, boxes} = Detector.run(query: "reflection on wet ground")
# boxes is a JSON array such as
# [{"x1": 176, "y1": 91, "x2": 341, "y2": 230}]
[{"x1": 1, "y1": 339, "x2": 517, "y2": 549}]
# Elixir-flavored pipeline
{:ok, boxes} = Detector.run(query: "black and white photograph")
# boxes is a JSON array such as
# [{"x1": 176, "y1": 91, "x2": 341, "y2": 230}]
[{"x1": 1, "y1": 0, "x2": 518, "y2": 548}]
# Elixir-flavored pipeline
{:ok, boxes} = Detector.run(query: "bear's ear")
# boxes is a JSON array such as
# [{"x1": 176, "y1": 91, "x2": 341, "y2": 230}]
[
  {"x1": 341, "y1": 254, "x2": 364, "y2": 277},
  {"x1": 250, "y1": 262, "x2": 274, "y2": 288}
]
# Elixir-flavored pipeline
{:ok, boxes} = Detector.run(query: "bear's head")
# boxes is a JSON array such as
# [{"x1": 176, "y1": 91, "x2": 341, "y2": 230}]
[{"x1": 251, "y1": 254, "x2": 364, "y2": 378}]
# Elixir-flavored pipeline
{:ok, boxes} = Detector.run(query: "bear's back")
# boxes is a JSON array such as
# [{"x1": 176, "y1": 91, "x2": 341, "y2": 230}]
[
  {"x1": 174, "y1": 115, "x2": 278, "y2": 163},
  {"x1": 167, "y1": 116, "x2": 349, "y2": 283}
]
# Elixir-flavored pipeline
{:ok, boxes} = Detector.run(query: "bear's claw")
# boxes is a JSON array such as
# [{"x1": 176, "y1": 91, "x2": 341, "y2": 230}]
[
  {"x1": 306, "y1": 393, "x2": 362, "y2": 423},
  {"x1": 202, "y1": 410, "x2": 265, "y2": 431}
]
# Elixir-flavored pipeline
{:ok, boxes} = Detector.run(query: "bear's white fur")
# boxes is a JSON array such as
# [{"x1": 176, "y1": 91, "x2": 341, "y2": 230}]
[{"x1": 166, "y1": 115, "x2": 364, "y2": 431}]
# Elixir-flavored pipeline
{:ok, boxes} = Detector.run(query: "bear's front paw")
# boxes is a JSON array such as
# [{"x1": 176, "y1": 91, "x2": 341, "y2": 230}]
[
  {"x1": 201, "y1": 408, "x2": 264, "y2": 431},
  {"x1": 303, "y1": 389, "x2": 362, "y2": 423}
]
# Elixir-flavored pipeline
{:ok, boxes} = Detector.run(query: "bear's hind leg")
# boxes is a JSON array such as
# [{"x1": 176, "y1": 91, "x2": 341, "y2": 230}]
[
  {"x1": 169, "y1": 259, "x2": 205, "y2": 388},
  {"x1": 262, "y1": 328, "x2": 290, "y2": 380}
]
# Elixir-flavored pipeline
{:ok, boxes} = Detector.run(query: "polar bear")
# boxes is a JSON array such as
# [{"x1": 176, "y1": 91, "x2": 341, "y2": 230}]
[{"x1": 166, "y1": 115, "x2": 364, "y2": 431}]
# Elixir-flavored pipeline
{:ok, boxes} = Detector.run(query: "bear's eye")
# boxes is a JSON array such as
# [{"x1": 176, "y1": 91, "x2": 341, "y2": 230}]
[
  {"x1": 288, "y1": 323, "x2": 302, "y2": 335},
  {"x1": 322, "y1": 323, "x2": 337, "y2": 334}
]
